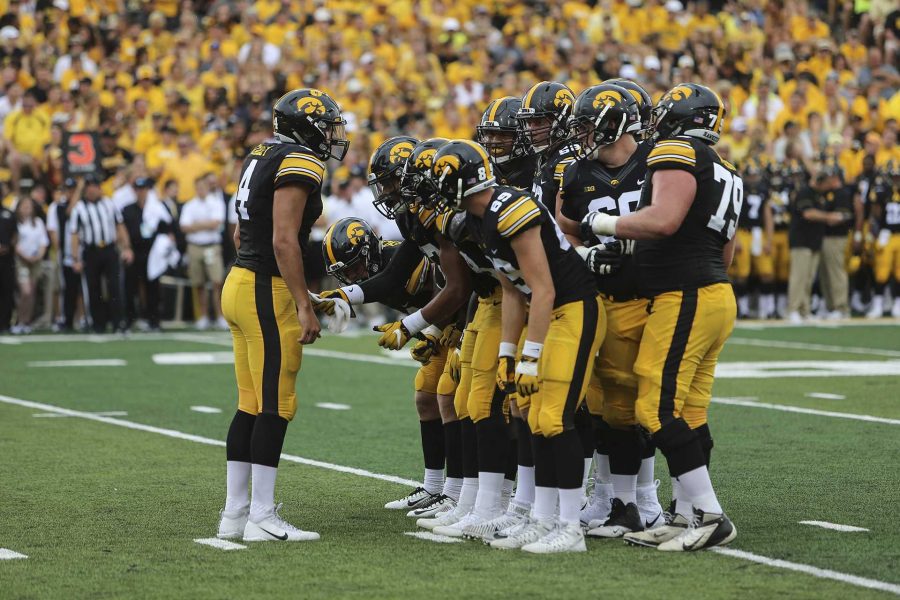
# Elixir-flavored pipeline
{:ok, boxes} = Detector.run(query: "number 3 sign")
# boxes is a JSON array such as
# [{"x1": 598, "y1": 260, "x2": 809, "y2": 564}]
[{"x1": 62, "y1": 131, "x2": 101, "y2": 177}]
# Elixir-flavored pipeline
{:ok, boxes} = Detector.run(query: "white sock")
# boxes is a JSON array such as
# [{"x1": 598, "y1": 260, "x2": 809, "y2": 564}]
[
  {"x1": 738, "y1": 295, "x2": 750, "y2": 315},
  {"x1": 558, "y1": 487, "x2": 583, "y2": 526},
  {"x1": 512, "y1": 465, "x2": 535, "y2": 508},
  {"x1": 677, "y1": 466, "x2": 723, "y2": 514},
  {"x1": 672, "y1": 477, "x2": 691, "y2": 517},
  {"x1": 582, "y1": 457, "x2": 593, "y2": 490},
  {"x1": 224, "y1": 460, "x2": 250, "y2": 514},
  {"x1": 593, "y1": 451, "x2": 610, "y2": 484},
  {"x1": 458, "y1": 477, "x2": 478, "y2": 511},
  {"x1": 760, "y1": 293, "x2": 775, "y2": 318},
  {"x1": 249, "y1": 464, "x2": 278, "y2": 522},
  {"x1": 443, "y1": 477, "x2": 463, "y2": 501},
  {"x1": 610, "y1": 473, "x2": 637, "y2": 505},
  {"x1": 424, "y1": 468, "x2": 444, "y2": 495},
  {"x1": 474, "y1": 472, "x2": 504, "y2": 518},
  {"x1": 501, "y1": 478, "x2": 515, "y2": 512},
  {"x1": 637, "y1": 455, "x2": 655, "y2": 486},
  {"x1": 533, "y1": 486, "x2": 557, "y2": 521}
]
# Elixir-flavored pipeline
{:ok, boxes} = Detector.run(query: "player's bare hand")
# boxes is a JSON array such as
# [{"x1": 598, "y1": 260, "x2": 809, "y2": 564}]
[{"x1": 298, "y1": 304, "x2": 322, "y2": 344}]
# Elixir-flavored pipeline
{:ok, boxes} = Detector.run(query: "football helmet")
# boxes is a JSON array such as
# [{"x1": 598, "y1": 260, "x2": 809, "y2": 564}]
[
  {"x1": 322, "y1": 217, "x2": 383, "y2": 284},
  {"x1": 272, "y1": 88, "x2": 349, "y2": 161},
  {"x1": 476, "y1": 96, "x2": 526, "y2": 165},
  {"x1": 651, "y1": 83, "x2": 726, "y2": 145},
  {"x1": 400, "y1": 137, "x2": 449, "y2": 204},
  {"x1": 569, "y1": 83, "x2": 642, "y2": 159},
  {"x1": 428, "y1": 140, "x2": 496, "y2": 212},
  {"x1": 368, "y1": 136, "x2": 419, "y2": 219},
  {"x1": 605, "y1": 79, "x2": 653, "y2": 132},
  {"x1": 517, "y1": 81, "x2": 576, "y2": 154}
]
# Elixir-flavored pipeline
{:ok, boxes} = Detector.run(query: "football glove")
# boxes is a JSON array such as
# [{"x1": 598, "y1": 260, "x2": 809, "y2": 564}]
[
  {"x1": 576, "y1": 244, "x2": 622, "y2": 276},
  {"x1": 316, "y1": 289, "x2": 356, "y2": 317},
  {"x1": 496, "y1": 355, "x2": 516, "y2": 394},
  {"x1": 581, "y1": 211, "x2": 619, "y2": 237},
  {"x1": 308, "y1": 292, "x2": 334, "y2": 316},
  {"x1": 440, "y1": 324, "x2": 464, "y2": 348},
  {"x1": 327, "y1": 298, "x2": 353, "y2": 334},
  {"x1": 448, "y1": 348, "x2": 461, "y2": 384},
  {"x1": 515, "y1": 357, "x2": 540, "y2": 397},
  {"x1": 410, "y1": 335, "x2": 439, "y2": 364},
  {"x1": 374, "y1": 320, "x2": 413, "y2": 350}
]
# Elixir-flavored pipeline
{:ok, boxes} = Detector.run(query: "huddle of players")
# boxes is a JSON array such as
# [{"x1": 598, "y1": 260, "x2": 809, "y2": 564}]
[{"x1": 315, "y1": 78, "x2": 741, "y2": 554}]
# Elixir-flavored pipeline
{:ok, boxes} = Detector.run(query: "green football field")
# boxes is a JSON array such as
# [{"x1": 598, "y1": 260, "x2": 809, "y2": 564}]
[{"x1": 1, "y1": 322, "x2": 899, "y2": 599}]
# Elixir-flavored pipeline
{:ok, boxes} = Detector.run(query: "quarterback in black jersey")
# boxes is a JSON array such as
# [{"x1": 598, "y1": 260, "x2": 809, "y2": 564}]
[
  {"x1": 431, "y1": 139, "x2": 604, "y2": 554},
  {"x1": 584, "y1": 83, "x2": 739, "y2": 551},
  {"x1": 218, "y1": 88, "x2": 348, "y2": 543},
  {"x1": 558, "y1": 81, "x2": 663, "y2": 537}
]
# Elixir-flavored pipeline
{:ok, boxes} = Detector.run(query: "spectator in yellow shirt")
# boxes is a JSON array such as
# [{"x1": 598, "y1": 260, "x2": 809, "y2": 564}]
[
  {"x1": 159, "y1": 135, "x2": 211, "y2": 203},
  {"x1": 3, "y1": 91, "x2": 49, "y2": 193},
  {"x1": 146, "y1": 126, "x2": 179, "y2": 176},
  {"x1": 171, "y1": 96, "x2": 201, "y2": 140}
]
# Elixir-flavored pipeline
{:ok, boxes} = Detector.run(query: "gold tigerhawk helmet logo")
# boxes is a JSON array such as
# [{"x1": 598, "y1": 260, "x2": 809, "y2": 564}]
[
  {"x1": 415, "y1": 148, "x2": 438, "y2": 170},
  {"x1": 667, "y1": 85, "x2": 694, "y2": 102},
  {"x1": 433, "y1": 154, "x2": 461, "y2": 178},
  {"x1": 592, "y1": 90, "x2": 623, "y2": 110},
  {"x1": 554, "y1": 89, "x2": 574, "y2": 109},
  {"x1": 297, "y1": 96, "x2": 326, "y2": 115},
  {"x1": 389, "y1": 142, "x2": 414, "y2": 164},
  {"x1": 347, "y1": 221, "x2": 366, "y2": 246}
]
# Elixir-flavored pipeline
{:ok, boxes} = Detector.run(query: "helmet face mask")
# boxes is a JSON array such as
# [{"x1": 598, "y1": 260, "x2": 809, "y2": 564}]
[
  {"x1": 367, "y1": 136, "x2": 419, "y2": 219},
  {"x1": 517, "y1": 82, "x2": 575, "y2": 155},
  {"x1": 272, "y1": 88, "x2": 350, "y2": 161},
  {"x1": 476, "y1": 128, "x2": 520, "y2": 164},
  {"x1": 323, "y1": 218, "x2": 382, "y2": 285},
  {"x1": 369, "y1": 172, "x2": 406, "y2": 219},
  {"x1": 428, "y1": 140, "x2": 496, "y2": 213},
  {"x1": 476, "y1": 96, "x2": 526, "y2": 164},
  {"x1": 569, "y1": 83, "x2": 641, "y2": 160},
  {"x1": 321, "y1": 120, "x2": 349, "y2": 161},
  {"x1": 650, "y1": 83, "x2": 725, "y2": 145}
]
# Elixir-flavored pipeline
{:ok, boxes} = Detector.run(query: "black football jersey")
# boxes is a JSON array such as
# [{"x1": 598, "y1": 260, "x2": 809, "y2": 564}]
[
  {"x1": 532, "y1": 143, "x2": 579, "y2": 216},
  {"x1": 234, "y1": 141, "x2": 325, "y2": 276},
  {"x1": 495, "y1": 154, "x2": 539, "y2": 189},
  {"x1": 740, "y1": 182, "x2": 768, "y2": 230},
  {"x1": 769, "y1": 182, "x2": 792, "y2": 231},
  {"x1": 635, "y1": 137, "x2": 743, "y2": 296},
  {"x1": 436, "y1": 209, "x2": 500, "y2": 298},
  {"x1": 472, "y1": 186, "x2": 595, "y2": 307},
  {"x1": 872, "y1": 178, "x2": 900, "y2": 233},
  {"x1": 395, "y1": 205, "x2": 441, "y2": 261},
  {"x1": 559, "y1": 142, "x2": 651, "y2": 300}
]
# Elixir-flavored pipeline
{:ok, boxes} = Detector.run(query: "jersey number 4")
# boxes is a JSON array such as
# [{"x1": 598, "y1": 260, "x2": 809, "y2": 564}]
[
  {"x1": 236, "y1": 159, "x2": 258, "y2": 220},
  {"x1": 708, "y1": 163, "x2": 744, "y2": 240}
]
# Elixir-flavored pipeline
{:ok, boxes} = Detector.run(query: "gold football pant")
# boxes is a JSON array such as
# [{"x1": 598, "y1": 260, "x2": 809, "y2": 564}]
[
  {"x1": 634, "y1": 283, "x2": 735, "y2": 434},
  {"x1": 874, "y1": 233, "x2": 900, "y2": 284},
  {"x1": 415, "y1": 347, "x2": 449, "y2": 394},
  {"x1": 528, "y1": 296, "x2": 605, "y2": 438},
  {"x1": 221, "y1": 266, "x2": 302, "y2": 420},
  {"x1": 454, "y1": 288, "x2": 503, "y2": 422},
  {"x1": 584, "y1": 297, "x2": 649, "y2": 428},
  {"x1": 729, "y1": 229, "x2": 752, "y2": 280}
]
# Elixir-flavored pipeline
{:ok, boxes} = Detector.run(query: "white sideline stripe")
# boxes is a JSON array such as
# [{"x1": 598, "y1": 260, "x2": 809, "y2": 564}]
[
  {"x1": 710, "y1": 548, "x2": 899, "y2": 596},
  {"x1": 0, "y1": 394, "x2": 419, "y2": 489},
  {"x1": 315, "y1": 402, "x2": 351, "y2": 410},
  {"x1": 33, "y1": 411, "x2": 127, "y2": 418},
  {"x1": 735, "y1": 319, "x2": 900, "y2": 330},
  {"x1": 190, "y1": 406, "x2": 223, "y2": 414},
  {"x1": 27, "y1": 359, "x2": 127, "y2": 367},
  {"x1": 799, "y1": 521, "x2": 870, "y2": 533},
  {"x1": 193, "y1": 538, "x2": 246, "y2": 551},
  {"x1": 711, "y1": 397, "x2": 900, "y2": 426},
  {"x1": 0, "y1": 549, "x2": 28, "y2": 560},
  {"x1": 727, "y1": 336, "x2": 900, "y2": 358},
  {"x1": 0, "y1": 394, "x2": 895, "y2": 595},
  {"x1": 404, "y1": 531, "x2": 463, "y2": 544},
  {"x1": 805, "y1": 393, "x2": 846, "y2": 400}
]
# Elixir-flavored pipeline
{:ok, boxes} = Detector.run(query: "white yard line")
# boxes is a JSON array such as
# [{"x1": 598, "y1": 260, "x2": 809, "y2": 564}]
[
  {"x1": 33, "y1": 411, "x2": 127, "y2": 418},
  {"x1": 735, "y1": 319, "x2": 900, "y2": 330},
  {"x1": 27, "y1": 359, "x2": 127, "y2": 368},
  {"x1": 315, "y1": 403, "x2": 351, "y2": 410},
  {"x1": 711, "y1": 397, "x2": 900, "y2": 426},
  {"x1": 193, "y1": 538, "x2": 246, "y2": 551},
  {"x1": 403, "y1": 531, "x2": 463, "y2": 544},
  {"x1": 727, "y1": 336, "x2": 900, "y2": 358},
  {"x1": 190, "y1": 406, "x2": 222, "y2": 414},
  {"x1": 0, "y1": 393, "x2": 896, "y2": 595},
  {"x1": 0, "y1": 549, "x2": 28, "y2": 560},
  {"x1": 799, "y1": 521, "x2": 870, "y2": 533},
  {"x1": 710, "y1": 548, "x2": 899, "y2": 596},
  {"x1": 805, "y1": 393, "x2": 846, "y2": 400}
]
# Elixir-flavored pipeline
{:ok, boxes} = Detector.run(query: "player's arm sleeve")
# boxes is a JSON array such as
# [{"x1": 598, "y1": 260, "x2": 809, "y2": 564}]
[
  {"x1": 357, "y1": 239, "x2": 423, "y2": 303},
  {"x1": 645, "y1": 139, "x2": 697, "y2": 173},
  {"x1": 558, "y1": 161, "x2": 581, "y2": 222},
  {"x1": 496, "y1": 196, "x2": 543, "y2": 239},
  {"x1": 274, "y1": 151, "x2": 326, "y2": 191}
]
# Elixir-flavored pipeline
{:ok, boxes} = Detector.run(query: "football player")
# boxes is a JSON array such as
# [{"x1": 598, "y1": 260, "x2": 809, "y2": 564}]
[
  {"x1": 217, "y1": 88, "x2": 348, "y2": 542},
  {"x1": 730, "y1": 159, "x2": 775, "y2": 319},
  {"x1": 557, "y1": 82, "x2": 663, "y2": 538},
  {"x1": 476, "y1": 96, "x2": 538, "y2": 188},
  {"x1": 763, "y1": 161, "x2": 797, "y2": 317},
  {"x1": 430, "y1": 140, "x2": 605, "y2": 553},
  {"x1": 584, "y1": 83, "x2": 740, "y2": 551},
  {"x1": 867, "y1": 160, "x2": 900, "y2": 317},
  {"x1": 321, "y1": 214, "x2": 458, "y2": 518}
]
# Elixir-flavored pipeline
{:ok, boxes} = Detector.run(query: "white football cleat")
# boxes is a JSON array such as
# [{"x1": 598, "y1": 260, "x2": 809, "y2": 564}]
[
  {"x1": 242, "y1": 503, "x2": 319, "y2": 542},
  {"x1": 216, "y1": 508, "x2": 248, "y2": 540},
  {"x1": 521, "y1": 522, "x2": 586, "y2": 554},
  {"x1": 385, "y1": 486, "x2": 432, "y2": 510},
  {"x1": 489, "y1": 517, "x2": 556, "y2": 550},
  {"x1": 892, "y1": 299, "x2": 900, "y2": 318},
  {"x1": 581, "y1": 482, "x2": 613, "y2": 527},
  {"x1": 482, "y1": 503, "x2": 531, "y2": 543},
  {"x1": 417, "y1": 504, "x2": 468, "y2": 531},
  {"x1": 433, "y1": 511, "x2": 484, "y2": 538},
  {"x1": 657, "y1": 510, "x2": 737, "y2": 552},
  {"x1": 407, "y1": 494, "x2": 455, "y2": 518},
  {"x1": 866, "y1": 296, "x2": 884, "y2": 319},
  {"x1": 624, "y1": 511, "x2": 690, "y2": 547},
  {"x1": 637, "y1": 480, "x2": 665, "y2": 530}
]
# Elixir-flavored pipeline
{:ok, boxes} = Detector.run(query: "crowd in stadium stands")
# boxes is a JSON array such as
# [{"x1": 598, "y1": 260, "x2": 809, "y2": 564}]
[{"x1": 0, "y1": 0, "x2": 897, "y2": 333}]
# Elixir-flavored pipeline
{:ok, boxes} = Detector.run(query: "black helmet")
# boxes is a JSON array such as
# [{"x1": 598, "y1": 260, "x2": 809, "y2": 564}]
[
  {"x1": 517, "y1": 81, "x2": 575, "y2": 154},
  {"x1": 569, "y1": 83, "x2": 642, "y2": 159},
  {"x1": 400, "y1": 137, "x2": 449, "y2": 205},
  {"x1": 476, "y1": 96, "x2": 526, "y2": 165},
  {"x1": 322, "y1": 217, "x2": 383, "y2": 284},
  {"x1": 272, "y1": 88, "x2": 349, "y2": 161},
  {"x1": 367, "y1": 136, "x2": 419, "y2": 219},
  {"x1": 428, "y1": 140, "x2": 496, "y2": 212},
  {"x1": 652, "y1": 83, "x2": 726, "y2": 145},
  {"x1": 605, "y1": 78, "x2": 652, "y2": 133}
]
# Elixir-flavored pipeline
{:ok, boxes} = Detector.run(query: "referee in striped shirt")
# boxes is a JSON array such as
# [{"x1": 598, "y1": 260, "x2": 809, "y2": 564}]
[{"x1": 69, "y1": 173, "x2": 134, "y2": 332}]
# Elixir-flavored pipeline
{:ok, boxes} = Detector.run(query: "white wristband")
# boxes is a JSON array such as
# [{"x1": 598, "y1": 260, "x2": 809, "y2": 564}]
[
  {"x1": 401, "y1": 310, "x2": 430, "y2": 335},
  {"x1": 592, "y1": 214, "x2": 620, "y2": 236},
  {"x1": 499, "y1": 342, "x2": 518, "y2": 358},
  {"x1": 340, "y1": 285, "x2": 365, "y2": 305},
  {"x1": 522, "y1": 340, "x2": 543, "y2": 359},
  {"x1": 423, "y1": 325, "x2": 443, "y2": 338}
]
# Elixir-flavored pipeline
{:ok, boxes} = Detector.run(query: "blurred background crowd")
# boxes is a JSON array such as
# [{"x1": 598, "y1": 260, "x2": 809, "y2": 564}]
[{"x1": 0, "y1": 0, "x2": 897, "y2": 333}]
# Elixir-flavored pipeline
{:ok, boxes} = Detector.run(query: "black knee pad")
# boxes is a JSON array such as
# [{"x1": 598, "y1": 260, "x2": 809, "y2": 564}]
[
  {"x1": 606, "y1": 427, "x2": 642, "y2": 476},
  {"x1": 591, "y1": 415, "x2": 612, "y2": 455},
  {"x1": 532, "y1": 434, "x2": 557, "y2": 488},
  {"x1": 651, "y1": 418, "x2": 706, "y2": 478},
  {"x1": 250, "y1": 413, "x2": 288, "y2": 468},
  {"x1": 693, "y1": 423, "x2": 714, "y2": 467}
]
